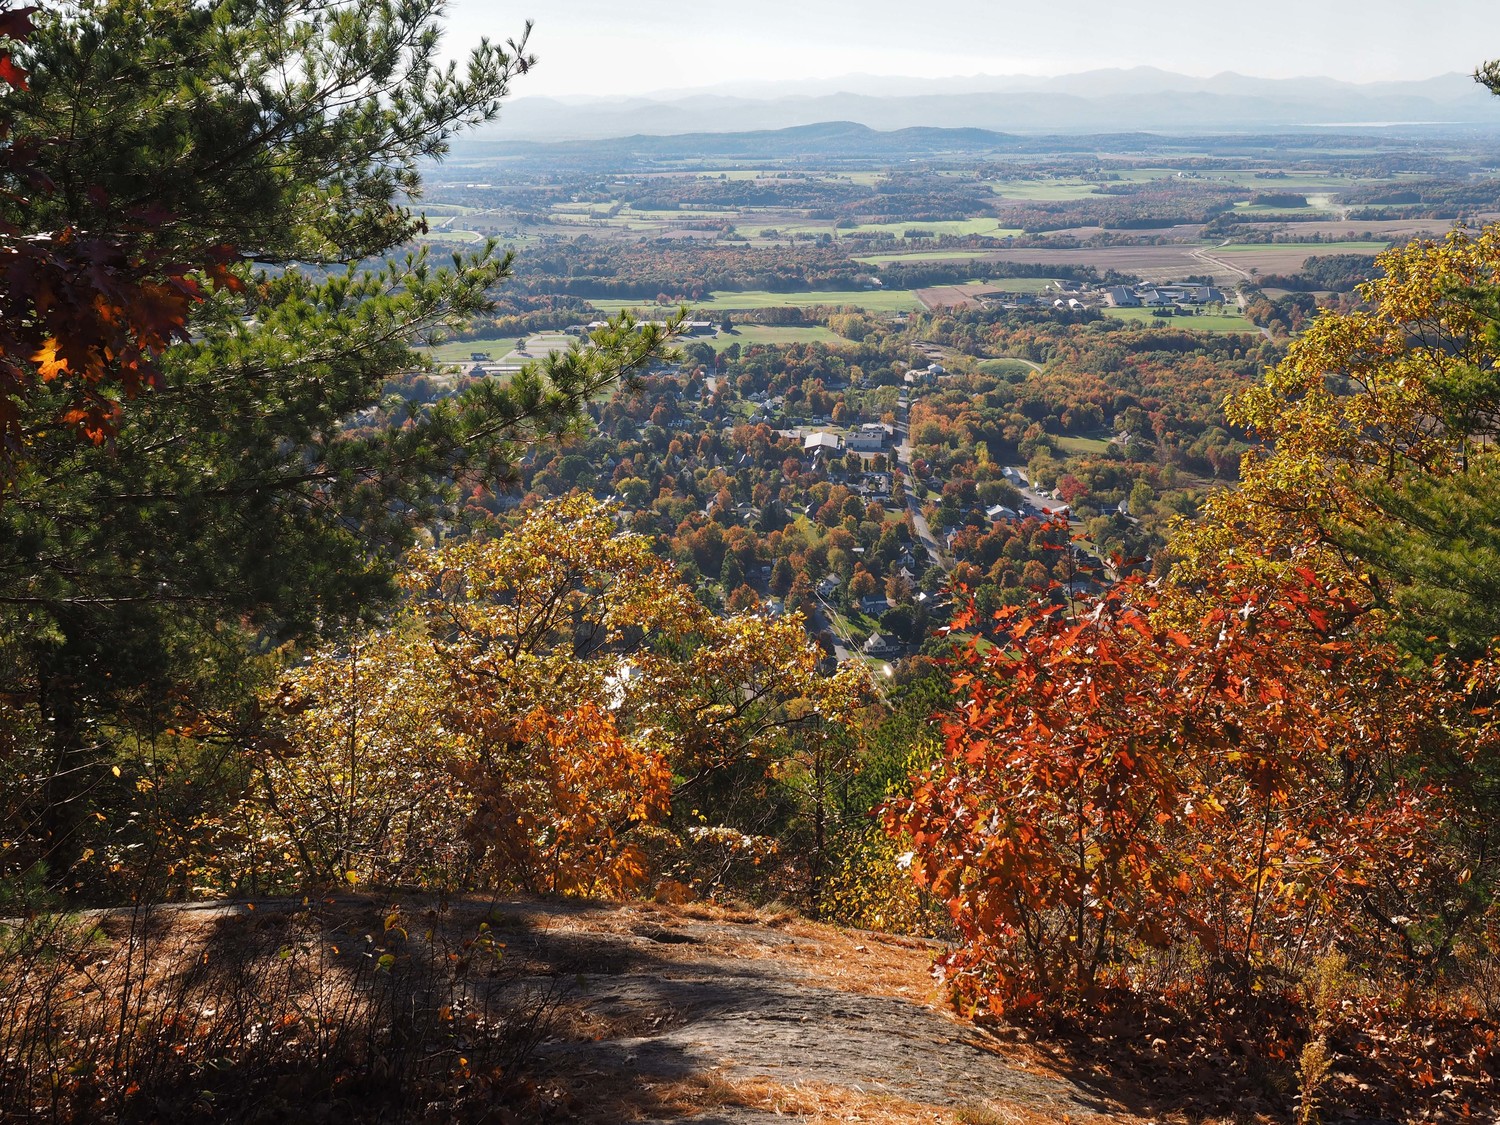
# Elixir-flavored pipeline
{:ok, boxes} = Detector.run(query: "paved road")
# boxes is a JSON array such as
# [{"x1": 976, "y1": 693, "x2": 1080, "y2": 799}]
[
  {"x1": 812, "y1": 596, "x2": 892, "y2": 702},
  {"x1": 894, "y1": 422, "x2": 949, "y2": 573},
  {"x1": 906, "y1": 495, "x2": 948, "y2": 572},
  {"x1": 809, "y1": 597, "x2": 852, "y2": 664}
]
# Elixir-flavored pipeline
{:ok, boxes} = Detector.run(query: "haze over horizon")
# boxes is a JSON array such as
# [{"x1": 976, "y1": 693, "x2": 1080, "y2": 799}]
[{"x1": 445, "y1": 0, "x2": 1500, "y2": 99}]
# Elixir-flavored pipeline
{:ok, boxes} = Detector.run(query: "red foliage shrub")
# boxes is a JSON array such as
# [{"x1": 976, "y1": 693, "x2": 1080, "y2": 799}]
[{"x1": 886, "y1": 572, "x2": 1494, "y2": 1021}]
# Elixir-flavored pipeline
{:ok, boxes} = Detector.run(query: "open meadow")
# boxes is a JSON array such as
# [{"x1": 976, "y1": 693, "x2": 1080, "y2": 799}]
[
  {"x1": 420, "y1": 335, "x2": 522, "y2": 363},
  {"x1": 707, "y1": 325, "x2": 848, "y2": 350},
  {"x1": 1103, "y1": 307, "x2": 1260, "y2": 333}
]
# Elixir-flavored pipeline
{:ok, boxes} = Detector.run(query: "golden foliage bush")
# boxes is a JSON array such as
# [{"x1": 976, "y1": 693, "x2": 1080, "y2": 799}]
[{"x1": 239, "y1": 496, "x2": 865, "y2": 898}]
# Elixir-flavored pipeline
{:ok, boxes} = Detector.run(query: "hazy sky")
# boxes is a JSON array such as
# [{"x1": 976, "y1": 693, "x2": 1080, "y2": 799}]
[{"x1": 444, "y1": 0, "x2": 1500, "y2": 98}]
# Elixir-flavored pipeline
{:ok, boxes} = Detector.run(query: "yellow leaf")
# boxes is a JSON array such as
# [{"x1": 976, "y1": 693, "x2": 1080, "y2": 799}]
[{"x1": 31, "y1": 338, "x2": 68, "y2": 381}]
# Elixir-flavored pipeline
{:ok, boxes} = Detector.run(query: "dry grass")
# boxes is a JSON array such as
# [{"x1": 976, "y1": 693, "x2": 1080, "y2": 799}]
[
  {"x1": 917, "y1": 285, "x2": 992, "y2": 310},
  {"x1": 553, "y1": 1068, "x2": 1130, "y2": 1125},
  {"x1": 1237, "y1": 216, "x2": 1497, "y2": 241},
  {"x1": 771, "y1": 922, "x2": 945, "y2": 1001},
  {"x1": 1212, "y1": 244, "x2": 1387, "y2": 274},
  {"x1": 940, "y1": 240, "x2": 1404, "y2": 286},
  {"x1": 0, "y1": 898, "x2": 560, "y2": 1123},
  {"x1": 710, "y1": 1075, "x2": 959, "y2": 1123}
]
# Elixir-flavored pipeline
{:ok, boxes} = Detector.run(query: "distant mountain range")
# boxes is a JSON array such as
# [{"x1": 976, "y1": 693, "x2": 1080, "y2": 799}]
[
  {"x1": 461, "y1": 68, "x2": 1500, "y2": 145},
  {"x1": 452, "y1": 122, "x2": 1202, "y2": 168},
  {"x1": 445, "y1": 120, "x2": 1500, "y2": 175}
]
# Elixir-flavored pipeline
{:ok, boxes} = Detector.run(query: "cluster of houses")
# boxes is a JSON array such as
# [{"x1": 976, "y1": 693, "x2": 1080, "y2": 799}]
[
  {"x1": 1105, "y1": 283, "x2": 1226, "y2": 311},
  {"x1": 808, "y1": 544, "x2": 934, "y2": 661},
  {"x1": 969, "y1": 280, "x2": 1230, "y2": 316},
  {"x1": 800, "y1": 422, "x2": 896, "y2": 458}
]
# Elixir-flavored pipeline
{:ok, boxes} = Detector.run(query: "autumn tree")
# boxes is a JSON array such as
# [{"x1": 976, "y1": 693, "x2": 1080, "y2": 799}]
[
  {"x1": 726, "y1": 583, "x2": 762, "y2": 613},
  {"x1": 849, "y1": 566, "x2": 877, "y2": 601},
  {"x1": 0, "y1": 0, "x2": 676, "y2": 896},
  {"x1": 1156, "y1": 227, "x2": 1500, "y2": 1006},
  {"x1": 242, "y1": 625, "x2": 468, "y2": 890},
  {"x1": 889, "y1": 576, "x2": 1492, "y2": 1018},
  {"x1": 247, "y1": 497, "x2": 865, "y2": 899},
  {"x1": 1174, "y1": 229, "x2": 1500, "y2": 658}
]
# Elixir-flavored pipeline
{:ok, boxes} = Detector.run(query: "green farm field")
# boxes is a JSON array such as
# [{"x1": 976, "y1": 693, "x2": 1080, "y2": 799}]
[
  {"x1": 416, "y1": 228, "x2": 485, "y2": 244},
  {"x1": 1054, "y1": 434, "x2": 1114, "y2": 455},
  {"x1": 977, "y1": 358, "x2": 1039, "y2": 378},
  {"x1": 707, "y1": 325, "x2": 847, "y2": 350},
  {"x1": 1103, "y1": 307, "x2": 1260, "y2": 334},
  {"x1": 416, "y1": 203, "x2": 479, "y2": 216},
  {"x1": 419, "y1": 335, "x2": 522, "y2": 363}
]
